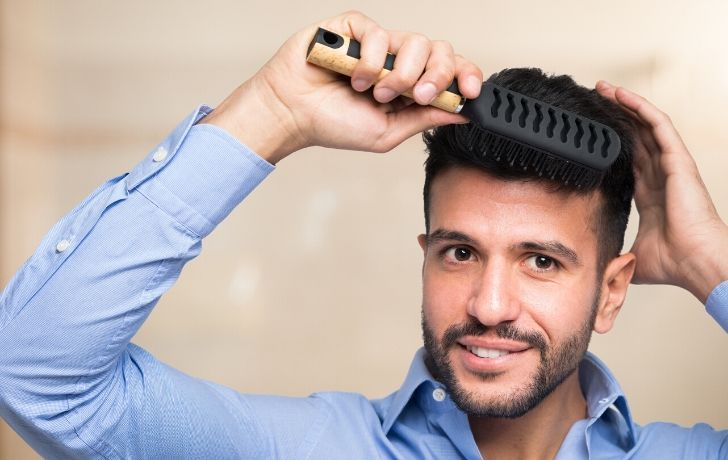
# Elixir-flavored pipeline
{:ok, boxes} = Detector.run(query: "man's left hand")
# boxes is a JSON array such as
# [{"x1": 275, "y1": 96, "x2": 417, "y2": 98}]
[{"x1": 597, "y1": 81, "x2": 728, "y2": 303}]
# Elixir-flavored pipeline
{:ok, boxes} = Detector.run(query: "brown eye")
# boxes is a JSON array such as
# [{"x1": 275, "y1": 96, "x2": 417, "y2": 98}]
[
  {"x1": 525, "y1": 254, "x2": 557, "y2": 272},
  {"x1": 535, "y1": 256, "x2": 552, "y2": 269},
  {"x1": 444, "y1": 246, "x2": 472, "y2": 262},
  {"x1": 454, "y1": 247, "x2": 471, "y2": 261}
]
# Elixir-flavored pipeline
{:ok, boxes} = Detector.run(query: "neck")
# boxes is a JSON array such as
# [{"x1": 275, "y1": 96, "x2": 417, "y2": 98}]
[{"x1": 468, "y1": 371, "x2": 587, "y2": 460}]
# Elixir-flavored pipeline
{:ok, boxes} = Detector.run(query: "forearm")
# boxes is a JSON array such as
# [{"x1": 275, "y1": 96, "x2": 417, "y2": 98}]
[{"x1": 0, "y1": 106, "x2": 273, "y2": 455}]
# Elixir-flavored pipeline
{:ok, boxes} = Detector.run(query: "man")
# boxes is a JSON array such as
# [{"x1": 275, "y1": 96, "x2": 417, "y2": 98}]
[{"x1": 1, "y1": 11, "x2": 726, "y2": 459}]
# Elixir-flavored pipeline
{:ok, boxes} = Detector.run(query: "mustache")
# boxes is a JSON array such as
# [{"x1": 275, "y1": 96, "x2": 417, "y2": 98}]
[{"x1": 441, "y1": 318, "x2": 547, "y2": 353}]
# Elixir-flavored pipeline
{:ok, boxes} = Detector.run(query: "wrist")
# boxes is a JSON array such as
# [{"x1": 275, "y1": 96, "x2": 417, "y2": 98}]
[
  {"x1": 680, "y1": 224, "x2": 728, "y2": 303},
  {"x1": 201, "y1": 75, "x2": 304, "y2": 164}
]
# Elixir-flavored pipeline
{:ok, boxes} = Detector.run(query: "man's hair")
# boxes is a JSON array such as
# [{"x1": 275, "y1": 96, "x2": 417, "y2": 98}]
[{"x1": 422, "y1": 68, "x2": 636, "y2": 269}]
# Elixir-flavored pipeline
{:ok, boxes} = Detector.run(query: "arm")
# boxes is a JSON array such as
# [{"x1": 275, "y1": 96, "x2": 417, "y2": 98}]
[
  {"x1": 0, "y1": 112, "x2": 276, "y2": 458},
  {"x1": 596, "y1": 81, "x2": 728, "y2": 330},
  {"x1": 0, "y1": 11, "x2": 482, "y2": 457}
]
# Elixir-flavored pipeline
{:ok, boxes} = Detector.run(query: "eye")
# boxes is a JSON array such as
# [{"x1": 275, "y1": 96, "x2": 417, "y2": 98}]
[
  {"x1": 444, "y1": 246, "x2": 473, "y2": 262},
  {"x1": 525, "y1": 254, "x2": 558, "y2": 273}
]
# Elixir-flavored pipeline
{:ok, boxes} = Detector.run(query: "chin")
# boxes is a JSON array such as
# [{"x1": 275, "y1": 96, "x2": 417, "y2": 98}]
[
  {"x1": 450, "y1": 366, "x2": 546, "y2": 418},
  {"x1": 449, "y1": 360, "x2": 579, "y2": 419}
]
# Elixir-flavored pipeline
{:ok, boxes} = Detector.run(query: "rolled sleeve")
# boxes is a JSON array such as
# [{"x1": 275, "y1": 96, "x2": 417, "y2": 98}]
[{"x1": 706, "y1": 280, "x2": 728, "y2": 332}]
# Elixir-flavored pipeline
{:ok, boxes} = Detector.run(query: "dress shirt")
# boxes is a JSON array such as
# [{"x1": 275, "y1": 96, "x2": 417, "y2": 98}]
[{"x1": 1, "y1": 107, "x2": 727, "y2": 459}]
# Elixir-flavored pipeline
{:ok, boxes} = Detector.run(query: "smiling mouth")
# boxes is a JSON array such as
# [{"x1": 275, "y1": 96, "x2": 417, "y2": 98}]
[{"x1": 465, "y1": 345, "x2": 511, "y2": 359}]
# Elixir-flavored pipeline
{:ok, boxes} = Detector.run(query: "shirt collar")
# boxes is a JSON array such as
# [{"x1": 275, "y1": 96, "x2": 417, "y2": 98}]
[
  {"x1": 579, "y1": 351, "x2": 637, "y2": 448},
  {"x1": 383, "y1": 348, "x2": 637, "y2": 448},
  {"x1": 381, "y1": 348, "x2": 435, "y2": 434}
]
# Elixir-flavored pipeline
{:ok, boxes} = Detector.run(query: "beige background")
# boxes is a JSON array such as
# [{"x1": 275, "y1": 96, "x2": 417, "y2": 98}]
[{"x1": 1, "y1": 1, "x2": 727, "y2": 457}]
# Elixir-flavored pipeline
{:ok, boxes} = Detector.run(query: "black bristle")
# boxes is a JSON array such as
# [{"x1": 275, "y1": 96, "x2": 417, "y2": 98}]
[
  {"x1": 455, "y1": 81, "x2": 621, "y2": 190},
  {"x1": 463, "y1": 125, "x2": 601, "y2": 189}
]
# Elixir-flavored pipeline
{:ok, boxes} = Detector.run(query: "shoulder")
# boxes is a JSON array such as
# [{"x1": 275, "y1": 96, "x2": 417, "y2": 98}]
[
  {"x1": 242, "y1": 390, "x2": 387, "y2": 434},
  {"x1": 633, "y1": 421, "x2": 728, "y2": 458}
]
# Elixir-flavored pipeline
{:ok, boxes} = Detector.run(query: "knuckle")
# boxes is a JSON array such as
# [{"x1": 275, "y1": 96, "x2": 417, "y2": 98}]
[
  {"x1": 403, "y1": 33, "x2": 431, "y2": 54},
  {"x1": 432, "y1": 40, "x2": 454, "y2": 53},
  {"x1": 379, "y1": 73, "x2": 407, "y2": 93},
  {"x1": 354, "y1": 62, "x2": 378, "y2": 79},
  {"x1": 344, "y1": 9, "x2": 365, "y2": 19},
  {"x1": 408, "y1": 32, "x2": 429, "y2": 45},
  {"x1": 369, "y1": 26, "x2": 388, "y2": 43},
  {"x1": 393, "y1": 67, "x2": 421, "y2": 87},
  {"x1": 352, "y1": 62, "x2": 378, "y2": 82},
  {"x1": 429, "y1": 67, "x2": 455, "y2": 85}
]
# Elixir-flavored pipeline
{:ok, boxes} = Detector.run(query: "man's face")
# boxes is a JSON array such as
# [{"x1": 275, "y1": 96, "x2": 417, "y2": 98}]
[{"x1": 419, "y1": 166, "x2": 603, "y2": 418}]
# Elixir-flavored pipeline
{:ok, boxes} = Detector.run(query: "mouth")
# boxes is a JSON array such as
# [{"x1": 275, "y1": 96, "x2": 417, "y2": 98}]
[
  {"x1": 464, "y1": 344, "x2": 512, "y2": 359},
  {"x1": 455, "y1": 338, "x2": 533, "y2": 373}
]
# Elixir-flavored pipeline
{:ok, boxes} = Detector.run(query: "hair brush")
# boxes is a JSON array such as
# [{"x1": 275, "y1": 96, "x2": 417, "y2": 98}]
[{"x1": 306, "y1": 28, "x2": 621, "y2": 188}]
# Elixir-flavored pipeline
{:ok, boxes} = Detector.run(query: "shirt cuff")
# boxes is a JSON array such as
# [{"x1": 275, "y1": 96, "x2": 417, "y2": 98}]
[
  {"x1": 129, "y1": 106, "x2": 275, "y2": 237},
  {"x1": 705, "y1": 280, "x2": 728, "y2": 332}
]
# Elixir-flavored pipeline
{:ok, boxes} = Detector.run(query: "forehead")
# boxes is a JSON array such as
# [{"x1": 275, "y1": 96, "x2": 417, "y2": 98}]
[{"x1": 428, "y1": 166, "x2": 601, "y2": 253}]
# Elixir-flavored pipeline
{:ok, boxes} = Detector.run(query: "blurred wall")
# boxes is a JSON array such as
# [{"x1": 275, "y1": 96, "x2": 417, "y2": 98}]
[{"x1": 1, "y1": 1, "x2": 727, "y2": 457}]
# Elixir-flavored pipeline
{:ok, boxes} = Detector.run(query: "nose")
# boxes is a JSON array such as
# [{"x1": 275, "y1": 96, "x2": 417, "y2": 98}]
[{"x1": 467, "y1": 258, "x2": 521, "y2": 326}]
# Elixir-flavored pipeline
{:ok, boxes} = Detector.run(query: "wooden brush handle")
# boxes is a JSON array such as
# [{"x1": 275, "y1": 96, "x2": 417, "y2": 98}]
[{"x1": 306, "y1": 28, "x2": 465, "y2": 113}]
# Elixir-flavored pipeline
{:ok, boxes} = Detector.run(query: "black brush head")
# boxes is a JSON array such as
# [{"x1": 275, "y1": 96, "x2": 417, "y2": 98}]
[{"x1": 460, "y1": 81, "x2": 622, "y2": 189}]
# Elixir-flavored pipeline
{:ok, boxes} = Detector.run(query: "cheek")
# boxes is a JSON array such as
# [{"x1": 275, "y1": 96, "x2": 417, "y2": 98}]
[
  {"x1": 422, "y1": 268, "x2": 473, "y2": 324},
  {"x1": 519, "y1": 278, "x2": 597, "y2": 340}
]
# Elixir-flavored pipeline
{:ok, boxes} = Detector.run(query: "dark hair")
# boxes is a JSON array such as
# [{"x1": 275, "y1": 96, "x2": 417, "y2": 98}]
[{"x1": 422, "y1": 68, "x2": 635, "y2": 269}]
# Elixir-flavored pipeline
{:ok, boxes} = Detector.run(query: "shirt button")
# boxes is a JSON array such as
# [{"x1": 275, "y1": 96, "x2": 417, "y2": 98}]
[
  {"x1": 152, "y1": 146, "x2": 168, "y2": 162},
  {"x1": 55, "y1": 239, "x2": 71, "y2": 253},
  {"x1": 432, "y1": 388, "x2": 446, "y2": 402}
]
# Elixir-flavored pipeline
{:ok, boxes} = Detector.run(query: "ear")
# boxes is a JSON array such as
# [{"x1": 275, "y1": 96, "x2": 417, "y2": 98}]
[
  {"x1": 593, "y1": 252, "x2": 636, "y2": 334},
  {"x1": 417, "y1": 234, "x2": 427, "y2": 252}
]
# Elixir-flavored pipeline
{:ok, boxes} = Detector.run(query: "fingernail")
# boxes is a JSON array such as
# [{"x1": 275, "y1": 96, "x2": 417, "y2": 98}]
[
  {"x1": 374, "y1": 86, "x2": 397, "y2": 103},
  {"x1": 352, "y1": 78, "x2": 370, "y2": 92},
  {"x1": 597, "y1": 80, "x2": 614, "y2": 89},
  {"x1": 414, "y1": 82, "x2": 437, "y2": 104}
]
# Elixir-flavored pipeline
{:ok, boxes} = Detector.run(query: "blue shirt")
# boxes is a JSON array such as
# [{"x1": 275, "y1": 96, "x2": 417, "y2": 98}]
[{"x1": 1, "y1": 106, "x2": 727, "y2": 459}]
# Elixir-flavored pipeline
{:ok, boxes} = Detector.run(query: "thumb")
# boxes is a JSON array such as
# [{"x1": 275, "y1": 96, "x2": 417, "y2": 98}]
[{"x1": 375, "y1": 105, "x2": 467, "y2": 152}]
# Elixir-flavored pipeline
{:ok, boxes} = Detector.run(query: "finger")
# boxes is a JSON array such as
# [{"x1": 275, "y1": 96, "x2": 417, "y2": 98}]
[
  {"x1": 454, "y1": 54, "x2": 483, "y2": 99},
  {"x1": 595, "y1": 80, "x2": 640, "y2": 120},
  {"x1": 338, "y1": 11, "x2": 389, "y2": 92},
  {"x1": 595, "y1": 81, "x2": 660, "y2": 191},
  {"x1": 374, "y1": 33, "x2": 431, "y2": 103},
  {"x1": 636, "y1": 125, "x2": 661, "y2": 159},
  {"x1": 597, "y1": 81, "x2": 667, "y2": 164},
  {"x1": 612, "y1": 86, "x2": 689, "y2": 156},
  {"x1": 409, "y1": 40, "x2": 455, "y2": 105},
  {"x1": 372, "y1": 105, "x2": 467, "y2": 152}
]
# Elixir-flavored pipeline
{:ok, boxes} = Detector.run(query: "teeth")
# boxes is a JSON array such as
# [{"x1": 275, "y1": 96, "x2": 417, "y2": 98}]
[{"x1": 466, "y1": 345, "x2": 510, "y2": 359}]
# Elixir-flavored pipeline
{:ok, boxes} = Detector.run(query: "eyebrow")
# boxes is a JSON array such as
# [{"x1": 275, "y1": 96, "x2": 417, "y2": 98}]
[
  {"x1": 426, "y1": 229, "x2": 476, "y2": 246},
  {"x1": 427, "y1": 229, "x2": 581, "y2": 266},
  {"x1": 515, "y1": 241, "x2": 582, "y2": 266}
]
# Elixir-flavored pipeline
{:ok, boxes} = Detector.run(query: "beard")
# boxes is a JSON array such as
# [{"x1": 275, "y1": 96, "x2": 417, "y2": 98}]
[{"x1": 421, "y1": 290, "x2": 599, "y2": 419}]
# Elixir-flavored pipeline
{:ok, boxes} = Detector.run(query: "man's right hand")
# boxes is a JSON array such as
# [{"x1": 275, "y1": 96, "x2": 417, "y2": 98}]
[{"x1": 202, "y1": 11, "x2": 483, "y2": 164}]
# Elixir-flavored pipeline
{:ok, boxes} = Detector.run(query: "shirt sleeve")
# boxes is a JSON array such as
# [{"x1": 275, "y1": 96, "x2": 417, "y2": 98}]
[
  {"x1": 0, "y1": 106, "x2": 278, "y2": 458},
  {"x1": 706, "y1": 280, "x2": 728, "y2": 333}
]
